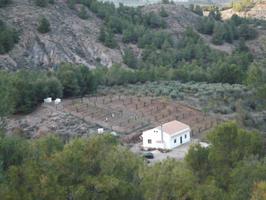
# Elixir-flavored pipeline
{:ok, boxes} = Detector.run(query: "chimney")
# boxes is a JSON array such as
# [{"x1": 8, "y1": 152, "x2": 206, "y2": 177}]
[{"x1": 161, "y1": 124, "x2": 163, "y2": 143}]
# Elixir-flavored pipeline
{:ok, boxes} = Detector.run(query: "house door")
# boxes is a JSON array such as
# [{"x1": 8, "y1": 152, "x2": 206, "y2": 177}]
[{"x1": 180, "y1": 136, "x2": 182, "y2": 144}]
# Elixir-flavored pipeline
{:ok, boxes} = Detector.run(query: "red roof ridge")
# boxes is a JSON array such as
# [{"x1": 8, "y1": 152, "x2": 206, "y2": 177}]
[{"x1": 156, "y1": 120, "x2": 190, "y2": 135}]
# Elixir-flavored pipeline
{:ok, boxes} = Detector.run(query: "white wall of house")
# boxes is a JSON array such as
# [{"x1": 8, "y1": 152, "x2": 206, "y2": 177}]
[
  {"x1": 142, "y1": 128, "x2": 190, "y2": 150},
  {"x1": 142, "y1": 128, "x2": 165, "y2": 149},
  {"x1": 167, "y1": 129, "x2": 190, "y2": 149}
]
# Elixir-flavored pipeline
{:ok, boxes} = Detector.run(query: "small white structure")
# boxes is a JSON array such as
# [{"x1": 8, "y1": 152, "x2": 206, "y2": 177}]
[
  {"x1": 54, "y1": 98, "x2": 61, "y2": 105},
  {"x1": 97, "y1": 128, "x2": 104, "y2": 134},
  {"x1": 110, "y1": 131, "x2": 118, "y2": 136},
  {"x1": 44, "y1": 97, "x2": 52, "y2": 103},
  {"x1": 142, "y1": 120, "x2": 191, "y2": 150},
  {"x1": 199, "y1": 142, "x2": 210, "y2": 148}
]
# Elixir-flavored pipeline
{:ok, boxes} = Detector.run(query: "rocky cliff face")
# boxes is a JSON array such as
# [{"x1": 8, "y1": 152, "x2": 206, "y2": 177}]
[
  {"x1": 0, "y1": 0, "x2": 123, "y2": 70},
  {"x1": 0, "y1": 0, "x2": 202, "y2": 70}
]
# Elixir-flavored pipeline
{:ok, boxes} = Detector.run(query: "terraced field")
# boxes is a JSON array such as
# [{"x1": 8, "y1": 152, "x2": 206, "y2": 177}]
[
  {"x1": 62, "y1": 95, "x2": 222, "y2": 143},
  {"x1": 101, "y1": 0, "x2": 189, "y2": 7}
]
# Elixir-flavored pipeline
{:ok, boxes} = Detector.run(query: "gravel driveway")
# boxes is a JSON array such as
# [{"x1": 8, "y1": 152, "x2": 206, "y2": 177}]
[{"x1": 130, "y1": 139, "x2": 199, "y2": 164}]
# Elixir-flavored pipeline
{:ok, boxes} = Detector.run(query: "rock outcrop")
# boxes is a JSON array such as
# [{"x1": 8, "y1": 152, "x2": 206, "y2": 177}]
[
  {"x1": 0, "y1": 0, "x2": 230, "y2": 70},
  {"x1": 0, "y1": 0, "x2": 123, "y2": 70}
]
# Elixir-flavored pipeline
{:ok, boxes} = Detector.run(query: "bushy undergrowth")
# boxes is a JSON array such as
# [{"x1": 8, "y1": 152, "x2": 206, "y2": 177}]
[{"x1": 99, "y1": 81, "x2": 250, "y2": 113}]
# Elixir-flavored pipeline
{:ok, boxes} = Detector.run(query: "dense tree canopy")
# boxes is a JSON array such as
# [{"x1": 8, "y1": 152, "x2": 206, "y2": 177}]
[
  {"x1": 0, "y1": 64, "x2": 98, "y2": 114},
  {"x1": 187, "y1": 122, "x2": 266, "y2": 200},
  {"x1": 0, "y1": 122, "x2": 265, "y2": 200},
  {"x1": 197, "y1": 14, "x2": 257, "y2": 45}
]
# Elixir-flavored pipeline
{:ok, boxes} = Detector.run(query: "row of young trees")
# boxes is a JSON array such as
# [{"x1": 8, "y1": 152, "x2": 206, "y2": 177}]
[{"x1": 0, "y1": 122, "x2": 265, "y2": 199}]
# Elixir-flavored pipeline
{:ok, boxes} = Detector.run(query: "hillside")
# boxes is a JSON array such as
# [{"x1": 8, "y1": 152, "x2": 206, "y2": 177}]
[
  {"x1": 0, "y1": 0, "x2": 200, "y2": 70},
  {"x1": 101, "y1": 0, "x2": 233, "y2": 6},
  {"x1": 0, "y1": 0, "x2": 123, "y2": 70},
  {"x1": 221, "y1": 1, "x2": 266, "y2": 58},
  {"x1": 222, "y1": 1, "x2": 266, "y2": 20}
]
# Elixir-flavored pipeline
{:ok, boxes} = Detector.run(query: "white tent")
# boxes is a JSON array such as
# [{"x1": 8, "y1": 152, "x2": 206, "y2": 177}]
[
  {"x1": 44, "y1": 97, "x2": 52, "y2": 103},
  {"x1": 54, "y1": 98, "x2": 61, "y2": 105},
  {"x1": 98, "y1": 128, "x2": 104, "y2": 134}
]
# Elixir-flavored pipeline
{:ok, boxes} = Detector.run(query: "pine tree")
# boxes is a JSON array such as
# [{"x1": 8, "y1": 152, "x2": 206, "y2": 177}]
[
  {"x1": 0, "y1": 0, "x2": 11, "y2": 7},
  {"x1": 211, "y1": 24, "x2": 224, "y2": 45},
  {"x1": 159, "y1": 7, "x2": 168, "y2": 17},
  {"x1": 123, "y1": 48, "x2": 138, "y2": 69},
  {"x1": 37, "y1": 17, "x2": 51, "y2": 34},
  {"x1": 78, "y1": 6, "x2": 89, "y2": 20}
]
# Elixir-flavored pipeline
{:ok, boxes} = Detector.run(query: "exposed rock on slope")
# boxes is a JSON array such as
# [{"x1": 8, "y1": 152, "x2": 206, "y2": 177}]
[
  {"x1": 0, "y1": 0, "x2": 236, "y2": 70},
  {"x1": 0, "y1": 0, "x2": 123, "y2": 70},
  {"x1": 221, "y1": 1, "x2": 266, "y2": 20}
]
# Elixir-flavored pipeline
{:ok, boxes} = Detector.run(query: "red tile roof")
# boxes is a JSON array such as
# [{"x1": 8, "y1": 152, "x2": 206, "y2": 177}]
[{"x1": 156, "y1": 120, "x2": 190, "y2": 135}]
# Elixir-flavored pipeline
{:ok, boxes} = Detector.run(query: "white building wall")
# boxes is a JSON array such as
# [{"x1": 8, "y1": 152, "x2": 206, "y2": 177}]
[
  {"x1": 142, "y1": 128, "x2": 165, "y2": 149},
  {"x1": 142, "y1": 128, "x2": 191, "y2": 150},
  {"x1": 168, "y1": 129, "x2": 190, "y2": 149}
]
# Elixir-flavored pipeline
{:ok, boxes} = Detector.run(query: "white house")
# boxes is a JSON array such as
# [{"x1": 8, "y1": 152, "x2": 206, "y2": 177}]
[{"x1": 142, "y1": 120, "x2": 191, "y2": 150}]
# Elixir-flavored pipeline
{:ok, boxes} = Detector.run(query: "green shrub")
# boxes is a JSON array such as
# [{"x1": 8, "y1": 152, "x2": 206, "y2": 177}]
[
  {"x1": 0, "y1": 21, "x2": 18, "y2": 54},
  {"x1": 123, "y1": 48, "x2": 138, "y2": 69},
  {"x1": 78, "y1": 6, "x2": 89, "y2": 19},
  {"x1": 0, "y1": 0, "x2": 11, "y2": 7},
  {"x1": 37, "y1": 17, "x2": 51, "y2": 33},
  {"x1": 159, "y1": 7, "x2": 169, "y2": 17},
  {"x1": 35, "y1": 0, "x2": 48, "y2": 7}
]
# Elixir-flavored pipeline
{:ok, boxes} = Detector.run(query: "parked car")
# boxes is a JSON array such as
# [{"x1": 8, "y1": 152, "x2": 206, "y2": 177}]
[{"x1": 143, "y1": 152, "x2": 154, "y2": 159}]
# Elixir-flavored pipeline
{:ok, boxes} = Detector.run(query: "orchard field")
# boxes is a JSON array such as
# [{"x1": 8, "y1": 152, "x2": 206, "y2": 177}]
[{"x1": 61, "y1": 94, "x2": 221, "y2": 143}]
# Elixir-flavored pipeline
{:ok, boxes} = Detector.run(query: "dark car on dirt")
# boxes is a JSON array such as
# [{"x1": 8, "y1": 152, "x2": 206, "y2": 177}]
[{"x1": 143, "y1": 152, "x2": 154, "y2": 159}]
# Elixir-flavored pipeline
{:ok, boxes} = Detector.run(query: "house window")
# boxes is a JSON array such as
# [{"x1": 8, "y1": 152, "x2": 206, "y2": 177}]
[
  {"x1": 185, "y1": 134, "x2": 187, "y2": 139},
  {"x1": 174, "y1": 139, "x2": 176, "y2": 143},
  {"x1": 148, "y1": 139, "x2": 152, "y2": 144},
  {"x1": 180, "y1": 136, "x2": 183, "y2": 144}
]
